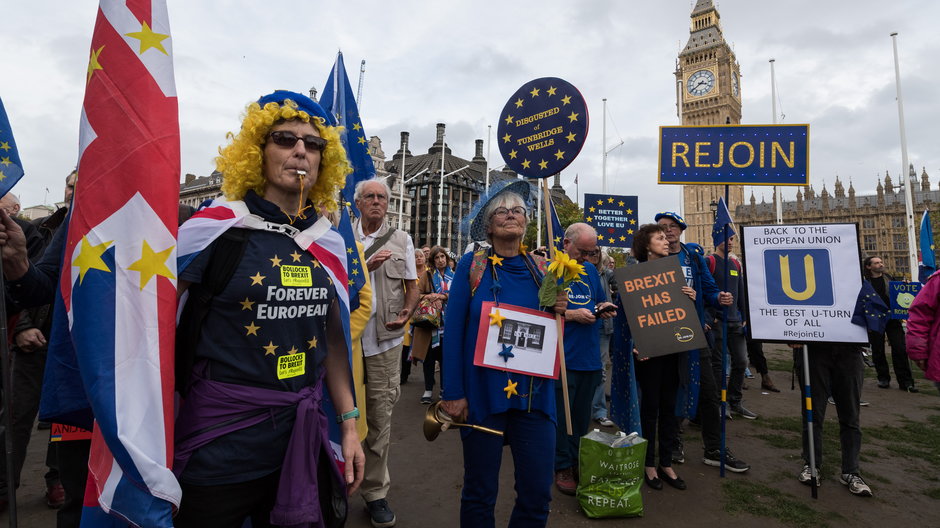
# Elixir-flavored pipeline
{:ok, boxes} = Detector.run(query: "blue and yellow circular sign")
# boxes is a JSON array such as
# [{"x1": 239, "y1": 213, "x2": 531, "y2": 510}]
[{"x1": 497, "y1": 77, "x2": 589, "y2": 179}]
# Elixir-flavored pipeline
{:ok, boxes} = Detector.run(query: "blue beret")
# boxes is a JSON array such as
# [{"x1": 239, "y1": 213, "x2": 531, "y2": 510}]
[
  {"x1": 257, "y1": 90, "x2": 336, "y2": 127},
  {"x1": 654, "y1": 211, "x2": 687, "y2": 230}
]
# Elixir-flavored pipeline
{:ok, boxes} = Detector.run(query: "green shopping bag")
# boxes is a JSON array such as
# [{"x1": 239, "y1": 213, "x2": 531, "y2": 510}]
[{"x1": 576, "y1": 430, "x2": 646, "y2": 518}]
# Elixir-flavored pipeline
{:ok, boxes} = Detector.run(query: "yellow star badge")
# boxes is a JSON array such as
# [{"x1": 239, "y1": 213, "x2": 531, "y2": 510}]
[
  {"x1": 270, "y1": 255, "x2": 282, "y2": 267},
  {"x1": 514, "y1": 98, "x2": 524, "y2": 108},
  {"x1": 489, "y1": 309, "x2": 507, "y2": 327},
  {"x1": 503, "y1": 379, "x2": 519, "y2": 399},
  {"x1": 124, "y1": 21, "x2": 170, "y2": 55},
  {"x1": 244, "y1": 321, "x2": 260, "y2": 336},
  {"x1": 127, "y1": 240, "x2": 176, "y2": 290},
  {"x1": 307, "y1": 337, "x2": 318, "y2": 349},
  {"x1": 87, "y1": 45, "x2": 104, "y2": 83},
  {"x1": 249, "y1": 272, "x2": 266, "y2": 285},
  {"x1": 488, "y1": 254, "x2": 504, "y2": 266},
  {"x1": 72, "y1": 236, "x2": 113, "y2": 285},
  {"x1": 529, "y1": 87, "x2": 540, "y2": 97},
  {"x1": 240, "y1": 297, "x2": 255, "y2": 311},
  {"x1": 263, "y1": 341, "x2": 278, "y2": 356},
  {"x1": 568, "y1": 111, "x2": 579, "y2": 123},
  {"x1": 290, "y1": 251, "x2": 302, "y2": 262}
]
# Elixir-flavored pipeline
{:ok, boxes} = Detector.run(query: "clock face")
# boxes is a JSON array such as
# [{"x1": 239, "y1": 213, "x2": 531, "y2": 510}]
[
  {"x1": 732, "y1": 72, "x2": 739, "y2": 97},
  {"x1": 687, "y1": 70, "x2": 715, "y2": 97}
]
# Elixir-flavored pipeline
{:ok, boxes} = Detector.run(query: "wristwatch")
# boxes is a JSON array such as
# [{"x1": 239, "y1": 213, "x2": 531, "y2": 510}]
[{"x1": 337, "y1": 407, "x2": 360, "y2": 423}]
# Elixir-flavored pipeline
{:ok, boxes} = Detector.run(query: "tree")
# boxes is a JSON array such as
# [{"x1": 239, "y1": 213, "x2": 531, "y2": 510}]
[{"x1": 523, "y1": 199, "x2": 584, "y2": 249}]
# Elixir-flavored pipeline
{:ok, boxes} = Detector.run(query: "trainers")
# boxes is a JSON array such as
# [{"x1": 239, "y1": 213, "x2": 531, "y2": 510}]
[
  {"x1": 420, "y1": 390, "x2": 432, "y2": 405},
  {"x1": 365, "y1": 498, "x2": 396, "y2": 528},
  {"x1": 672, "y1": 448, "x2": 685, "y2": 464},
  {"x1": 798, "y1": 464, "x2": 821, "y2": 486},
  {"x1": 730, "y1": 404, "x2": 758, "y2": 420},
  {"x1": 840, "y1": 473, "x2": 873, "y2": 497},
  {"x1": 555, "y1": 467, "x2": 577, "y2": 495},
  {"x1": 595, "y1": 417, "x2": 614, "y2": 427},
  {"x1": 859, "y1": 400, "x2": 870, "y2": 407},
  {"x1": 703, "y1": 449, "x2": 750, "y2": 473},
  {"x1": 45, "y1": 483, "x2": 65, "y2": 509},
  {"x1": 745, "y1": 367, "x2": 755, "y2": 379}
]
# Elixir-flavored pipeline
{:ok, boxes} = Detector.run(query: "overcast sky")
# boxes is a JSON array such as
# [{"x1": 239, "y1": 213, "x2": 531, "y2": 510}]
[{"x1": 3, "y1": 0, "x2": 938, "y2": 219}]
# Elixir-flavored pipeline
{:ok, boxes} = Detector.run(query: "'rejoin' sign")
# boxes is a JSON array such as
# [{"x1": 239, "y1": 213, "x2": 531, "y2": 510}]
[{"x1": 658, "y1": 124, "x2": 809, "y2": 186}]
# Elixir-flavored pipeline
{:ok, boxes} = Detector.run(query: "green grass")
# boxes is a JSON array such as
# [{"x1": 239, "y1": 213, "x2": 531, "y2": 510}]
[
  {"x1": 750, "y1": 416, "x2": 842, "y2": 463},
  {"x1": 722, "y1": 479, "x2": 844, "y2": 528},
  {"x1": 864, "y1": 416, "x2": 940, "y2": 466}
]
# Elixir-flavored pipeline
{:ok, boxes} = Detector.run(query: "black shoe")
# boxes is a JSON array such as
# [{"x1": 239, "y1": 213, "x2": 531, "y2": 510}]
[
  {"x1": 703, "y1": 449, "x2": 750, "y2": 473},
  {"x1": 877, "y1": 381, "x2": 890, "y2": 389},
  {"x1": 904, "y1": 385, "x2": 919, "y2": 393},
  {"x1": 644, "y1": 472, "x2": 663, "y2": 490},
  {"x1": 365, "y1": 498, "x2": 396, "y2": 528},
  {"x1": 658, "y1": 467, "x2": 686, "y2": 490}
]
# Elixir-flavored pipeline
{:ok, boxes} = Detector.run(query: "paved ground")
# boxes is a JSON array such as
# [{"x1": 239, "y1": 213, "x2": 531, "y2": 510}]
[{"x1": 3, "y1": 344, "x2": 938, "y2": 527}]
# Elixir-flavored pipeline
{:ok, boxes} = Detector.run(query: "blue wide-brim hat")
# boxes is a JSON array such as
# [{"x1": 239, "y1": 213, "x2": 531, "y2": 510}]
[
  {"x1": 654, "y1": 211, "x2": 687, "y2": 230},
  {"x1": 464, "y1": 179, "x2": 532, "y2": 242},
  {"x1": 257, "y1": 90, "x2": 336, "y2": 127}
]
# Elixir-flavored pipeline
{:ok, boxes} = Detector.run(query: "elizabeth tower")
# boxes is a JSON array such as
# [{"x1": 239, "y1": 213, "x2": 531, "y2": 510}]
[{"x1": 675, "y1": 0, "x2": 743, "y2": 246}]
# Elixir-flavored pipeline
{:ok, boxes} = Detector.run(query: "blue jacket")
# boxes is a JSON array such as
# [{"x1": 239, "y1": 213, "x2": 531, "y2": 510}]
[{"x1": 673, "y1": 243, "x2": 722, "y2": 326}]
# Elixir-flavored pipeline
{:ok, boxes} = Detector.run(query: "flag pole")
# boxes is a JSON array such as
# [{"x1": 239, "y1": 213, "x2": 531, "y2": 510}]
[
  {"x1": 0, "y1": 257, "x2": 18, "y2": 527},
  {"x1": 802, "y1": 344, "x2": 819, "y2": 499},
  {"x1": 719, "y1": 186, "x2": 730, "y2": 478},
  {"x1": 438, "y1": 131, "x2": 446, "y2": 248},
  {"x1": 770, "y1": 59, "x2": 783, "y2": 225},
  {"x1": 890, "y1": 32, "x2": 918, "y2": 280},
  {"x1": 543, "y1": 177, "x2": 572, "y2": 435},
  {"x1": 536, "y1": 184, "x2": 543, "y2": 249}
]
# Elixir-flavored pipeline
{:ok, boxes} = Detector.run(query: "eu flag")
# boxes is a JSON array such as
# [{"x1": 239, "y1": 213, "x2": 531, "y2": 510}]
[
  {"x1": 919, "y1": 209, "x2": 936, "y2": 283},
  {"x1": 0, "y1": 97, "x2": 25, "y2": 199},
  {"x1": 319, "y1": 51, "x2": 375, "y2": 216},
  {"x1": 338, "y1": 203, "x2": 366, "y2": 311},
  {"x1": 851, "y1": 281, "x2": 889, "y2": 333},
  {"x1": 711, "y1": 196, "x2": 735, "y2": 249}
]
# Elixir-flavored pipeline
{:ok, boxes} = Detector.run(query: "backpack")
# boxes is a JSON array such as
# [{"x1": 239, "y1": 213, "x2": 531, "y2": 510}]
[{"x1": 705, "y1": 253, "x2": 742, "y2": 276}]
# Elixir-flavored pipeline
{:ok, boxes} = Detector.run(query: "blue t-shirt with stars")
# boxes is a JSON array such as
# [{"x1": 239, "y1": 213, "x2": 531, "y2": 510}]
[
  {"x1": 563, "y1": 261, "x2": 604, "y2": 371},
  {"x1": 178, "y1": 191, "x2": 336, "y2": 485}
]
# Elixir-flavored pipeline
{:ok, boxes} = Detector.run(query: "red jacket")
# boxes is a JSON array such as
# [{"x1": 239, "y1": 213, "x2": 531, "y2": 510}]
[{"x1": 907, "y1": 271, "x2": 940, "y2": 382}]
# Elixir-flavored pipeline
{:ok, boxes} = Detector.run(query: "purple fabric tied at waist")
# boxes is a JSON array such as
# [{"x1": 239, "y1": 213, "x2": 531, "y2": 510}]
[{"x1": 174, "y1": 373, "x2": 345, "y2": 527}]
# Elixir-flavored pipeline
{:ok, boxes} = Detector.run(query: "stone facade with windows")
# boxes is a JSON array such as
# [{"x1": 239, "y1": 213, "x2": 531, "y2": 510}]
[{"x1": 735, "y1": 167, "x2": 939, "y2": 279}]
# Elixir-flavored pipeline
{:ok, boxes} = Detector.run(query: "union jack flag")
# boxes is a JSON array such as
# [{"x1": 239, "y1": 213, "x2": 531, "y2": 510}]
[{"x1": 41, "y1": 0, "x2": 182, "y2": 525}]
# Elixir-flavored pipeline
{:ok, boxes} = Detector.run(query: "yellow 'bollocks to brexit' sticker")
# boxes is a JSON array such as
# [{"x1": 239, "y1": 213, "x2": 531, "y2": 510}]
[
  {"x1": 277, "y1": 352, "x2": 305, "y2": 379},
  {"x1": 281, "y1": 265, "x2": 312, "y2": 287}
]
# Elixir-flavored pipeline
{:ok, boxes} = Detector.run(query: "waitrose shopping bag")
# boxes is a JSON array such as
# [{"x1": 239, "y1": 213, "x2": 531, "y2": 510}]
[{"x1": 577, "y1": 430, "x2": 646, "y2": 518}]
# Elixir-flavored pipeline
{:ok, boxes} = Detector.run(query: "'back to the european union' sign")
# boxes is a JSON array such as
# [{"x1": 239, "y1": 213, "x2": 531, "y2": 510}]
[{"x1": 658, "y1": 124, "x2": 809, "y2": 186}]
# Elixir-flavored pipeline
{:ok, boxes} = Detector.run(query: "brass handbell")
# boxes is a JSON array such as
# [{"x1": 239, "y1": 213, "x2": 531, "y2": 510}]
[{"x1": 423, "y1": 401, "x2": 504, "y2": 441}]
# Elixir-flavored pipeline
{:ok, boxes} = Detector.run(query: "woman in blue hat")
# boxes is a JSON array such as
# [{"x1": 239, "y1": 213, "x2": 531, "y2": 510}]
[{"x1": 441, "y1": 181, "x2": 566, "y2": 527}]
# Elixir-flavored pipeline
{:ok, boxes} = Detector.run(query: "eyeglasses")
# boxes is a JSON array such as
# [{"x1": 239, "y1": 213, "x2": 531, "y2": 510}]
[
  {"x1": 267, "y1": 130, "x2": 327, "y2": 152},
  {"x1": 491, "y1": 206, "x2": 527, "y2": 218},
  {"x1": 360, "y1": 192, "x2": 388, "y2": 202},
  {"x1": 576, "y1": 247, "x2": 600, "y2": 257}
]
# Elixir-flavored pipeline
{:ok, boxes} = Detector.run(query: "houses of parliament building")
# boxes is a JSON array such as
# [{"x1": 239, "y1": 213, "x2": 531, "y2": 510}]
[{"x1": 675, "y1": 0, "x2": 937, "y2": 279}]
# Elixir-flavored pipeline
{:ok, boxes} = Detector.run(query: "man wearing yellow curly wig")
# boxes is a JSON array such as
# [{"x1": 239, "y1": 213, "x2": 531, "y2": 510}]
[{"x1": 173, "y1": 90, "x2": 365, "y2": 527}]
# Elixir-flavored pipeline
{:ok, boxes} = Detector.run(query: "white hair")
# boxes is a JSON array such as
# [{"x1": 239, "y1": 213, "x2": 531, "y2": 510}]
[{"x1": 354, "y1": 178, "x2": 391, "y2": 202}]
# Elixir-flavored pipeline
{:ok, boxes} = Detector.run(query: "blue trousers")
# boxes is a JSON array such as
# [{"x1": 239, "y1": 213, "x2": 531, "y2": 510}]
[{"x1": 460, "y1": 410, "x2": 555, "y2": 528}]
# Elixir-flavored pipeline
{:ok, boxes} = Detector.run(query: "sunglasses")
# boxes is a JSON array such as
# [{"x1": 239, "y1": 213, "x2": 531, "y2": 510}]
[{"x1": 267, "y1": 130, "x2": 327, "y2": 152}]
